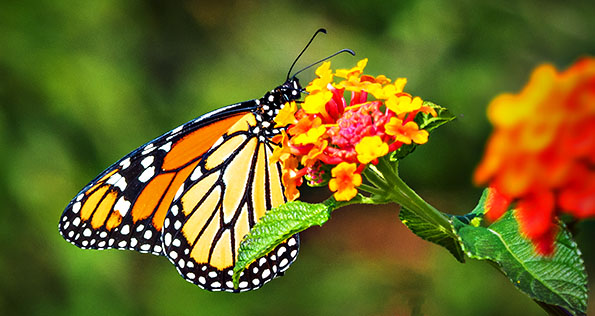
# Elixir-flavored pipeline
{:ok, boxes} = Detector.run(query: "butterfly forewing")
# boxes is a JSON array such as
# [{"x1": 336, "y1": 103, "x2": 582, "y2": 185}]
[{"x1": 59, "y1": 102, "x2": 256, "y2": 255}]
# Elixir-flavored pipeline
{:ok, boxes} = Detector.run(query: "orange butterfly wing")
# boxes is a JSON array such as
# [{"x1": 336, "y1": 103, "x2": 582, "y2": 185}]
[{"x1": 59, "y1": 104, "x2": 251, "y2": 255}]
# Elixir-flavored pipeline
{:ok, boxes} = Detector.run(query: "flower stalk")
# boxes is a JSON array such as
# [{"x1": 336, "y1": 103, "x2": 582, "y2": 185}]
[{"x1": 367, "y1": 157, "x2": 454, "y2": 236}]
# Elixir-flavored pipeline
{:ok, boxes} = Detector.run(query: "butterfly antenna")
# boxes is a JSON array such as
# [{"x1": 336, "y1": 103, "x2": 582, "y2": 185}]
[
  {"x1": 286, "y1": 28, "x2": 327, "y2": 80},
  {"x1": 290, "y1": 48, "x2": 356, "y2": 79}
]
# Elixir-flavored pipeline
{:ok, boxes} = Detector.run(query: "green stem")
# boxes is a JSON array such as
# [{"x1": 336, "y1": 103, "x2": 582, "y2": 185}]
[
  {"x1": 358, "y1": 183, "x2": 386, "y2": 196},
  {"x1": 370, "y1": 157, "x2": 454, "y2": 238},
  {"x1": 362, "y1": 165, "x2": 390, "y2": 190},
  {"x1": 390, "y1": 173, "x2": 454, "y2": 236}
]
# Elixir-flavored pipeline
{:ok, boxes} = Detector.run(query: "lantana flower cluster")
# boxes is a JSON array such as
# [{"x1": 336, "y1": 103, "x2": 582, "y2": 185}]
[
  {"x1": 474, "y1": 58, "x2": 595, "y2": 254},
  {"x1": 272, "y1": 59, "x2": 436, "y2": 201}
]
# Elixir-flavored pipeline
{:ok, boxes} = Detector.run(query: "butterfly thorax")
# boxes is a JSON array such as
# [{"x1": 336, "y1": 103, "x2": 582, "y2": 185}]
[{"x1": 253, "y1": 77, "x2": 302, "y2": 139}]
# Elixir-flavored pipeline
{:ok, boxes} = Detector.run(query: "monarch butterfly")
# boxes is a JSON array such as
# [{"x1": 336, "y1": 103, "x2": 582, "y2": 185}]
[{"x1": 58, "y1": 29, "x2": 353, "y2": 292}]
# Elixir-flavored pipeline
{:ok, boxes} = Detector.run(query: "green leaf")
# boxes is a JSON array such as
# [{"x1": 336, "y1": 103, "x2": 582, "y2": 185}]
[
  {"x1": 392, "y1": 102, "x2": 456, "y2": 160},
  {"x1": 416, "y1": 101, "x2": 456, "y2": 132},
  {"x1": 232, "y1": 199, "x2": 335, "y2": 287},
  {"x1": 453, "y1": 211, "x2": 588, "y2": 315},
  {"x1": 399, "y1": 207, "x2": 466, "y2": 262},
  {"x1": 452, "y1": 187, "x2": 488, "y2": 225}
]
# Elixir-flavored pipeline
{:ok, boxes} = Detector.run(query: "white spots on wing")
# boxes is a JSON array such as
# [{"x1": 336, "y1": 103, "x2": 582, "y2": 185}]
[
  {"x1": 261, "y1": 269, "x2": 271, "y2": 279},
  {"x1": 143, "y1": 230, "x2": 152, "y2": 240},
  {"x1": 277, "y1": 246, "x2": 286, "y2": 257},
  {"x1": 142, "y1": 143, "x2": 155, "y2": 155},
  {"x1": 159, "y1": 142, "x2": 172, "y2": 152},
  {"x1": 114, "y1": 197, "x2": 131, "y2": 217},
  {"x1": 118, "y1": 240, "x2": 127, "y2": 248},
  {"x1": 164, "y1": 232, "x2": 172, "y2": 246},
  {"x1": 141, "y1": 156, "x2": 154, "y2": 168},
  {"x1": 252, "y1": 279, "x2": 260, "y2": 286},
  {"x1": 99, "y1": 231, "x2": 107, "y2": 238},
  {"x1": 114, "y1": 177, "x2": 127, "y2": 191},
  {"x1": 136, "y1": 224, "x2": 145, "y2": 232},
  {"x1": 208, "y1": 271, "x2": 218, "y2": 278},
  {"x1": 239, "y1": 281, "x2": 248, "y2": 289},
  {"x1": 169, "y1": 125, "x2": 184, "y2": 137},
  {"x1": 120, "y1": 157, "x2": 131, "y2": 169},
  {"x1": 76, "y1": 194, "x2": 84, "y2": 202},
  {"x1": 187, "y1": 261, "x2": 194, "y2": 269},
  {"x1": 261, "y1": 121, "x2": 270, "y2": 128},
  {"x1": 178, "y1": 259, "x2": 185, "y2": 269},
  {"x1": 290, "y1": 249, "x2": 298, "y2": 258},
  {"x1": 98, "y1": 241, "x2": 106, "y2": 248},
  {"x1": 198, "y1": 276, "x2": 206, "y2": 285},
  {"x1": 268, "y1": 95, "x2": 274, "y2": 102},
  {"x1": 106, "y1": 173, "x2": 122, "y2": 186},
  {"x1": 154, "y1": 245, "x2": 162, "y2": 253},
  {"x1": 169, "y1": 251, "x2": 178, "y2": 260},
  {"x1": 72, "y1": 217, "x2": 81, "y2": 227},
  {"x1": 72, "y1": 202, "x2": 81, "y2": 214},
  {"x1": 170, "y1": 205, "x2": 179, "y2": 216},
  {"x1": 83, "y1": 228, "x2": 92, "y2": 237},
  {"x1": 140, "y1": 244, "x2": 151, "y2": 251},
  {"x1": 130, "y1": 238, "x2": 138, "y2": 247},
  {"x1": 279, "y1": 258, "x2": 289, "y2": 268},
  {"x1": 190, "y1": 166, "x2": 202, "y2": 181},
  {"x1": 107, "y1": 173, "x2": 128, "y2": 191},
  {"x1": 164, "y1": 218, "x2": 170, "y2": 228},
  {"x1": 138, "y1": 166, "x2": 155, "y2": 183},
  {"x1": 173, "y1": 220, "x2": 182, "y2": 230},
  {"x1": 259, "y1": 258, "x2": 267, "y2": 266},
  {"x1": 226, "y1": 281, "x2": 234, "y2": 288},
  {"x1": 120, "y1": 224, "x2": 130, "y2": 235},
  {"x1": 174, "y1": 184, "x2": 184, "y2": 201},
  {"x1": 288, "y1": 237, "x2": 297, "y2": 247},
  {"x1": 186, "y1": 272, "x2": 195, "y2": 280},
  {"x1": 211, "y1": 281, "x2": 221, "y2": 288},
  {"x1": 172, "y1": 238, "x2": 181, "y2": 247}
]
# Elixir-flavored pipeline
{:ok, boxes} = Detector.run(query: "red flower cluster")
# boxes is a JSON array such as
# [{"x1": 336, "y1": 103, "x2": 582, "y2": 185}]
[
  {"x1": 272, "y1": 59, "x2": 436, "y2": 201},
  {"x1": 475, "y1": 58, "x2": 595, "y2": 254}
]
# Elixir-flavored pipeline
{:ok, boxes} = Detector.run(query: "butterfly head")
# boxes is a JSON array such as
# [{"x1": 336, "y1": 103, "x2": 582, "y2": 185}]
[
  {"x1": 279, "y1": 76, "x2": 303, "y2": 103},
  {"x1": 258, "y1": 77, "x2": 302, "y2": 121}
]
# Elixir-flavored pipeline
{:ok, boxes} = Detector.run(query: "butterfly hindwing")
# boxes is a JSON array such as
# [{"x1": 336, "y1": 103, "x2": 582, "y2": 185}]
[
  {"x1": 59, "y1": 102, "x2": 257, "y2": 255},
  {"x1": 161, "y1": 111, "x2": 300, "y2": 292}
]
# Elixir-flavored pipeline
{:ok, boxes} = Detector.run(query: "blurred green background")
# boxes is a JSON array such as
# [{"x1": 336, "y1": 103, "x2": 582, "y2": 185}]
[{"x1": 1, "y1": 0, "x2": 594, "y2": 315}]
